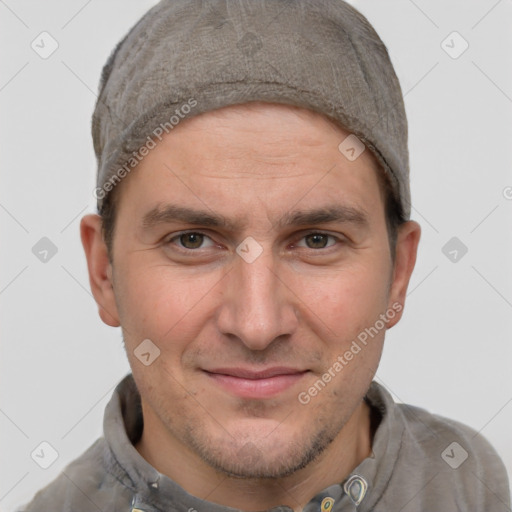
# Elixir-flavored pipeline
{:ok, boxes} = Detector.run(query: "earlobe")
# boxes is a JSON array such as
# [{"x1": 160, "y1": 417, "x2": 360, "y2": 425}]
[
  {"x1": 80, "y1": 214, "x2": 121, "y2": 327},
  {"x1": 387, "y1": 220, "x2": 421, "y2": 329}
]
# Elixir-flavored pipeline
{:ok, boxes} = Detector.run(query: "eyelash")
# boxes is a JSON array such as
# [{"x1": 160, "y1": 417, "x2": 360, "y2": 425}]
[{"x1": 164, "y1": 230, "x2": 344, "y2": 252}]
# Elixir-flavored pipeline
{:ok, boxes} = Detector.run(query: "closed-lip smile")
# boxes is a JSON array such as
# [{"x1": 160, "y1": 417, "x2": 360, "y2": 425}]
[{"x1": 203, "y1": 367, "x2": 309, "y2": 399}]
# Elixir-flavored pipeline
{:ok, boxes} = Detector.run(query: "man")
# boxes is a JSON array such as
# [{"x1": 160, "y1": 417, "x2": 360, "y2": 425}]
[{"x1": 20, "y1": 0, "x2": 510, "y2": 511}]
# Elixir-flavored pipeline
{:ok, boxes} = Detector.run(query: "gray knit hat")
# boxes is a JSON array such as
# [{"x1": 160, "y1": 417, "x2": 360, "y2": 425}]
[{"x1": 92, "y1": 0, "x2": 410, "y2": 219}]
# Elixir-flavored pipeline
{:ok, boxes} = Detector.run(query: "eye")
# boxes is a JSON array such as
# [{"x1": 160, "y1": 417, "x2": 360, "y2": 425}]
[
  {"x1": 296, "y1": 233, "x2": 338, "y2": 249},
  {"x1": 169, "y1": 232, "x2": 215, "y2": 250}
]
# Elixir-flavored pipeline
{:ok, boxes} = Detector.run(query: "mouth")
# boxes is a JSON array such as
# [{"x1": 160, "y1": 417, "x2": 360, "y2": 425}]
[{"x1": 203, "y1": 367, "x2": 309, "y2": 399}]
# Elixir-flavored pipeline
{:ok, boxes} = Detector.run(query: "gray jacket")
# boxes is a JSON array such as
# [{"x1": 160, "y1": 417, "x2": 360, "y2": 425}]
[{"x1": 19, "y1": 374, "x2": 511, "y2": 511}]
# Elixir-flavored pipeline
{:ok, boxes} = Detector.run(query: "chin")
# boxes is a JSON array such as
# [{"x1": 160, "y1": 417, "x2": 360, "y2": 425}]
[{"x1": 184, "y1": 421, "x2": 337, "y2": 479}]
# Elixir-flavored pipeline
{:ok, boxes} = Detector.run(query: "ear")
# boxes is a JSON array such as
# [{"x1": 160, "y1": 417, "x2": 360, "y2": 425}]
[
  {"x1": 80, "y1": 214, "x2": 120, "y2": 327},
  {"x1": 386, "y1": 220, "x2": 421, "y2": 328}
]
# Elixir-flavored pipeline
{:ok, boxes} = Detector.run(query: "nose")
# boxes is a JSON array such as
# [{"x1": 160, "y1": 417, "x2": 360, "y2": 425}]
[{"x1": 216, "y1": 247, "x2": 299, "y2": 350}]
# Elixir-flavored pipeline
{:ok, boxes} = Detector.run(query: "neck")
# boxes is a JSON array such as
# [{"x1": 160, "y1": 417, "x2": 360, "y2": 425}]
[{"x1": 135, "y1": 399, "x2": 374, "y2": 511}]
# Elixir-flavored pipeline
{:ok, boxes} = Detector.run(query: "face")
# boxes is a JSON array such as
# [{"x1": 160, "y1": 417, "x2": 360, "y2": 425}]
[{"x1": 82, "y1": 102, "x2": 419, "y2": 480}]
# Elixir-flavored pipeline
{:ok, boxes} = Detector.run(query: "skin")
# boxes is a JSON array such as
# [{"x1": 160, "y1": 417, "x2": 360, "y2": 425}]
[{"x1": 81, "y1": 101, "x2": 421, "y2": 511}]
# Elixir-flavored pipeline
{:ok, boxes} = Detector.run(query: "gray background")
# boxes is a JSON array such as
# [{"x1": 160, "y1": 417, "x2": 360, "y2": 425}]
[{"x1": 1, "y1": 0, "x2": 511, "y2": 509}]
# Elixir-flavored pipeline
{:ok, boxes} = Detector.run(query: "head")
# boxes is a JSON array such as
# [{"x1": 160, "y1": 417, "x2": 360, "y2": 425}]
[
  {"x1": 81, "y1": 0, "x2": 420, "y2": 485},
  {"x1": 81, "y1": 100, "x2": 420, "y2": 479}
]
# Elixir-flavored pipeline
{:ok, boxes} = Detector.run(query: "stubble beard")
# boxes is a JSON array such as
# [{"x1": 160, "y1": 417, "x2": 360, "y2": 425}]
[{"x1": 180, "y1": 408, "x2": 351, "y2": 480}]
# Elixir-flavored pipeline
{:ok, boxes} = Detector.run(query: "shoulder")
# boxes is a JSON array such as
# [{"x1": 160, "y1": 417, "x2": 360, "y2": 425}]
[
  {"x1": 365, "y1": 382, "x2": 510, "y2": 510},
  {"x1": 397, "y1": 399, "x2": 506, "y2": 466},
  {"x1": 395, "y1": 399, "x2": 510, "y2": 510},
  {"x1": 17, "y1": 438, "x2": 132, "y2": 512}
]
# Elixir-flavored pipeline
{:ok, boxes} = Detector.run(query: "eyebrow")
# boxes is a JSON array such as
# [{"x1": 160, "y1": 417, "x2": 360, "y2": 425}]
[{"x1": 141, "y1": 203, "x2": 369, "y2": 231}]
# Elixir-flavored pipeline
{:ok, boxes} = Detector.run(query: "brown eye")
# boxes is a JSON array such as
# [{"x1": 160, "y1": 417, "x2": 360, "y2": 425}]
[
  {"x1": 304, "y1": 233, "x2": 330, "y2": 249},
  {"x1": 179, "y1": 233, "x2": 205, "y2": 249}
]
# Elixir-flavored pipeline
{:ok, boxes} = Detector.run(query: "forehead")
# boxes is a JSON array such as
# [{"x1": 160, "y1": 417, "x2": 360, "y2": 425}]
[{"x1": 110, "y1": 102, "x2": 386, "y2": 218}]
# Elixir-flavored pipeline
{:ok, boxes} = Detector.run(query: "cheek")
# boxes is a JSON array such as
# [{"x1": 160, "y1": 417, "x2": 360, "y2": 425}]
[
  {"x1": 114, "y1": 260, "x2": 223, "y2": 346},
  {"x1": 290, "y1": 258, "x2": 391, "y2": 337}
]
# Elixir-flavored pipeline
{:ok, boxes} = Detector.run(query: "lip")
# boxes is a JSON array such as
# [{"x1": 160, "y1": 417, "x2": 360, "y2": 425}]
[{"x1": 203, "y1": 367, "x2": 309, "y2": 399}]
